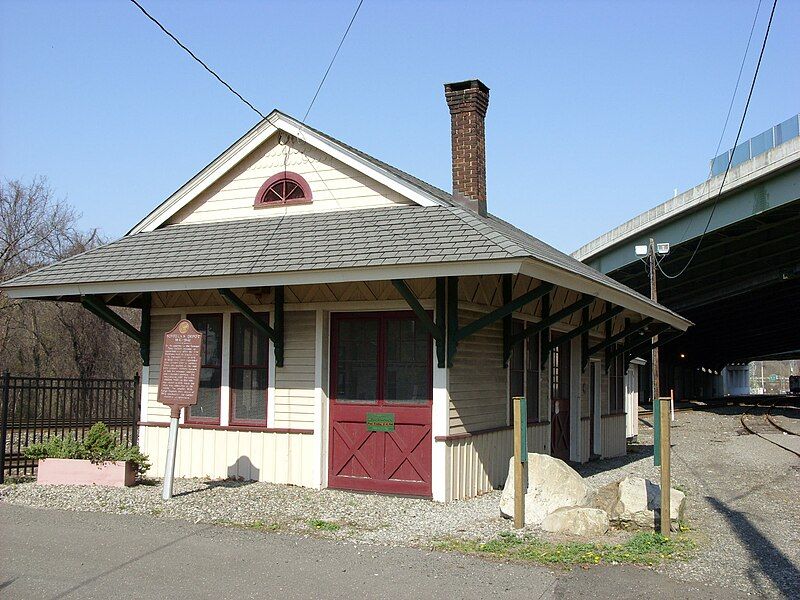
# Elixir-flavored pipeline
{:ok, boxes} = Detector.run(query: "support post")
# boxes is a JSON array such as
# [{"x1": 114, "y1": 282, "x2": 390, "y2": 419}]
[
  {"x1": 513, "y1": 396, "x2": 527, "y2": 529},
  {"x1": 162, "y1": 409, "x2": 180, "y2": 500},
  {"x1": 140, "y1": 293, "x2": 151, "y2": 366},
  {"x1": 653, "y1": 390, "x2": 661, "y2": 467},
  {"x1": 0, "y1": 370, "x2": 9, "y2": 484},
  {"x1": 435, "y1": 277, "x2": 446, "y2": 368},
  {"x1": 446, "y1": 276, "x2": 459, "y2": 367},
  {"x1": 274, "y1": 285, "x2": 285, "y2": 368},
  {"x1": 502, "y1": 274, "x2": 513, "y2": 367},
  {"x1": 659, "y1": 391, "x2": 672, "y2": 536}
]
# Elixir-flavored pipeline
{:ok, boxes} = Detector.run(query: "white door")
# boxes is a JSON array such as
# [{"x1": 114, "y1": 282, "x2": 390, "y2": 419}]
[{"x1": 625, "y1": 365, "x2": 639, "y2": 438}]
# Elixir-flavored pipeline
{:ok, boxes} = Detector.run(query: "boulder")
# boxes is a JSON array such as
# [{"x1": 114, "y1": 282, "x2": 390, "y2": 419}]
[
  {"x1": 541, "y1": 507, "x2": 610, "y2": 537},
  {"x1": 605, "y1": 476, "x2": 686, "y2": 529},
  {"x1": 500, "y1": 453, "x2": 591, "y2": 524}
]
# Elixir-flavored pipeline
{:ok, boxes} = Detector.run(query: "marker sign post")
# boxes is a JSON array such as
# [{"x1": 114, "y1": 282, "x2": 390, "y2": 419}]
[{"x1": 156, "y1": 320, "x2": 203, "y2": 500}]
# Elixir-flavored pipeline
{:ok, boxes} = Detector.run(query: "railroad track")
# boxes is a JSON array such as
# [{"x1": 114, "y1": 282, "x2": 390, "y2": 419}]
[{"x1": 740, "y1": 403, "x2": 800, "y2": 458}]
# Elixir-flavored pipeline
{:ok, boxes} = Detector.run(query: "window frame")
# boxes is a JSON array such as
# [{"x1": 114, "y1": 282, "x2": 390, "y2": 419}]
[
  {"x1": 508, "y1": 319, "x2": 543, "y2": 425},
  {"x1": 550, "y1": 332, "x2": 571, "y2": 401},
  {"x1": 185, "y1": 313, "x2": 223, "y2": 425},
  {"x1": 254, "y1": 171, "x2": 313, "y2": 208},
  {"x1": 330, "y1": 311, "x2": 433, "y2": 407},
  {"x1": 608, "y1": 352, "x2": 626, "y2": 415},
  {"x1": 228, "y1": 311, "x2": 270, "y2": 427}
]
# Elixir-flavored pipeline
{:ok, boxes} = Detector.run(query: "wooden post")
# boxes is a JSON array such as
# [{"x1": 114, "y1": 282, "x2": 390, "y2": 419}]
[
  {"x1": 659, "y1": 391, "x2": 672, "y2": 536},
  {"x1": 513, "y1": 396, "x2": 527, "y2": 529}
]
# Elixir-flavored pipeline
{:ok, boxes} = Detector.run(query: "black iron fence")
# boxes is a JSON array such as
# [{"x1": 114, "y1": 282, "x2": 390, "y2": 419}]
[{"x1": 0, "y1": 372, "x2": 140, "y2": 482}]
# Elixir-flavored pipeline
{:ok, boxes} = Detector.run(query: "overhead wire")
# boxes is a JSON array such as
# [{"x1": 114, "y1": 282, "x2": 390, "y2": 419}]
[
  {"x1": 129, "y1": 0, "x2": 266, "y2": 120},
  {"x1": 657, "y1": 0, "x2": 779, "y2": 280},
  {"x1": 129, "y1": 0, "x2": 367, "y2": 211},
  {"x1": 673, "y1": 0, "x2": 765, "y2": 246}
]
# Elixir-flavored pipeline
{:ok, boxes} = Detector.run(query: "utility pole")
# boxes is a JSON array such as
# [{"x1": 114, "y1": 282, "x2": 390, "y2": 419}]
[{"x1": 649, "y1": 238, "x2": 660, "y2": 404}]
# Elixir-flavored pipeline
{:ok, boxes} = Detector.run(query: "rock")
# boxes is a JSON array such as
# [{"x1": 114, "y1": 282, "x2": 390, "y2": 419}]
[
  {"x1": 541, "y1": 506, "x2": 609, "y2": 536},
  {"x1": 500, "y1": 453, "x2": 591, "y2": 524},
  {"x1": 609, "y1": 476, "x2": 686, "y2": 529}
]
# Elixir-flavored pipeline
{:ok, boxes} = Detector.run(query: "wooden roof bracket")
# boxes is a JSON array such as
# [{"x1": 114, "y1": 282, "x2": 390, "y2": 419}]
[
  {"x1": 578, "y1": 302, "x2": 625, "y2": 370},
  {"x1": 605, "y1": 323, "x2": 672, "y2": 371},
  {"x1": 81, "y1": 292, "x2": 151, "y2": 366},
  {"x1": 391, "y1": 278, "x2": 446, "y2": 367},
  {"x1": 218, "y1": 287, "x2": 284, "y2": 367},
  {"x1": 536, "y1": 294, "x2": 598, "y2": 359},
  {"x1": 445, "y1": 276, "x2": 552, "y2": 369}
]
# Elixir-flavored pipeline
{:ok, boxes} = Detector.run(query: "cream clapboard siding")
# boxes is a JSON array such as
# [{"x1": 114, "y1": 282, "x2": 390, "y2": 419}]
[
  {"x1": 444, "y1": 423, "x2": 550, "y2": 501},
  {"x1": 141, "y1": 426, "x2": 316, "y2": 487},
  {"x1": 601, "y1": 414, "x2": 627, "y2": 458},
  {"x1": 274, "y1": 311, "x2": 315, "y2": 428},
  {"x1": 167, "y1": 135, "x2": 414, "y2": 226},
  {"x1": 580, "y1": 418, "x2": 591, "y2": 463},
  {"x1": 448, "y1": 308, "x2": 507, "y2": 434},
  {"x1": 146, "y1": 314, "x2": 181, "y2": 422}
]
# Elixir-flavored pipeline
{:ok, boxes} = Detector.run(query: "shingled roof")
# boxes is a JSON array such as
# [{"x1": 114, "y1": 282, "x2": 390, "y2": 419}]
[{"x1": 2, "y1": 203, "x2": 688, "y2": 327}]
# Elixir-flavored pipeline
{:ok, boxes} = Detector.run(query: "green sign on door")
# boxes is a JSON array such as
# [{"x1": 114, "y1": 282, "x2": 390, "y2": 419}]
[{"x1": 367, "y1": 412, "x2": 395, "y2": 432}]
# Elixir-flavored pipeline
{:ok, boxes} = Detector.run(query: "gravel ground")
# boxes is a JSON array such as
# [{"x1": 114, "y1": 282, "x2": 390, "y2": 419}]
[{"x1": 1, "y1": 408, "x2": 798, "y2": 597}]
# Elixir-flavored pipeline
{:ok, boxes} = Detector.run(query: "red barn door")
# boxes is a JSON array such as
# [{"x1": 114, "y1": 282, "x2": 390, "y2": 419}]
[{"x1": 329, "y1": 312, "x2": 432, "y2": 497}]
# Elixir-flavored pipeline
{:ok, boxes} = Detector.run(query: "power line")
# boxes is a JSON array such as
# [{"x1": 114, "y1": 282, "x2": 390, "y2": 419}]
[
  {"x1": 673, "y1": 0, "x2": 764, "y2": 246},
  {"x1": 129, "y1": 0, "x2": 266, "y2": 120},
  {"x1": 658, "y1": 0, "x2": 779, "y2": 280},
  {"x1": 302, "y1": 0, "x2": 365, "y2": 123}
]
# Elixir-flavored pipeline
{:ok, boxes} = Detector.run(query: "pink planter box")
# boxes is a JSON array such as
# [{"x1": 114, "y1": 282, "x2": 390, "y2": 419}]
[{"x1": 36, "y1": 458, "x2": 136, "y2": 487}]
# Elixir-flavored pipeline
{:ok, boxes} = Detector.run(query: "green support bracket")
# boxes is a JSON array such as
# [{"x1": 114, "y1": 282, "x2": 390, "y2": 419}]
[
  {"x1": 391, "y1": 278, "x2": 446, "y2": 368},
  {"x1": 588, "y1": 317, "x2": 654, "y2": 357},
  {"x1": 446, "y1": 276, "x2": 459, "y2": 368},
  {"x1": 616, "y1": 330, "x2": 682, "y2": 363},
  {"x1": 81, "y1": 294, "x2": 149, "y2": 365},
  {"x1": 502, "y1": 274, "x2": 513, "y2": 367},
  {"x1": 534, "y1": 295, "x2": 597, "y2": 354},
  {"x1": 218, "y1": 287, "x2": 284, "y2": 367},
  {"x1": 454, "y1": 282, "x2": 553, "y2": 344},
  {"x1": 606, "y1": 323, "x2": 672, "y2": 365}
]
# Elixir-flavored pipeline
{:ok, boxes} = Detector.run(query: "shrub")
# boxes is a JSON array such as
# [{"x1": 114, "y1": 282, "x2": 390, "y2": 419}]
[{"x1": 23, "y1": 422, "x2": 151, "y2": 478}]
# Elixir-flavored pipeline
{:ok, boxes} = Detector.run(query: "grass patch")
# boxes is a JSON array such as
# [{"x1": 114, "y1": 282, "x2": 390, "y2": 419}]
[
  {"x1": 307, "y1": 518, "x2": 341, "y2": 532},
  {"x1": 212, "y1": 518, "x2": 281, "y2": 532},
  {"x1": 435, "y1": 531, "x2": 695, "y2": 566}
]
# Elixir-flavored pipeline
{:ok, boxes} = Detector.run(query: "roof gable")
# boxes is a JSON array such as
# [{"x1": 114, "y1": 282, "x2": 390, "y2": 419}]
[{"x1": 129, "y1": 111, "x2": 452, "y2": 235}]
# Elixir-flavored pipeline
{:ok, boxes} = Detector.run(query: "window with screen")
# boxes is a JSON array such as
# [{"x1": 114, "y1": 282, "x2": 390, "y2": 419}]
[
  {"x1": 508, "y1": 320, "x2": 525, "y2": 412},
  {"x1": 550, "y1": 334, "x2": 571, "y2": 401},
  {"x1": 332, "y1": 313, "x2": 431, "y2": 405},
  {"x1": 608, "y1": 353, "x2": 625, "y2": 414},
  {"x1": 230, "y1": 313, "x2": 269, "y2": 425},
  {"x1": 186, "y1": 314, "x2": 222, "y2": 423},
  {"x1": 525, "y1": 331, "x2": 540, "y2": 423}
]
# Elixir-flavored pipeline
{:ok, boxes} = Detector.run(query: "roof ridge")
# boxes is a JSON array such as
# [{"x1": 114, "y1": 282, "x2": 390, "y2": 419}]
[{"x1": 444, "y1": 206, "x2": 529, "y2": 257}]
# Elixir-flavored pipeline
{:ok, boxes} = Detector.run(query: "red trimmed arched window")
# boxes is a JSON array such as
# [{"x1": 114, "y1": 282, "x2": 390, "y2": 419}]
[{"x1": 254, "y1": 172, "x2": 312, "y2": 208}]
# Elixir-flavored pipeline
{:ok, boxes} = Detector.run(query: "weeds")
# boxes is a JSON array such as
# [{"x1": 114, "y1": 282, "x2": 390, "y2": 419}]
[
  {"x1": 307, "y1": 518, "x2": 341, "y2": 532},
  {"x1": 435, "y1": 531, "x2": 695, "y2": 566}
]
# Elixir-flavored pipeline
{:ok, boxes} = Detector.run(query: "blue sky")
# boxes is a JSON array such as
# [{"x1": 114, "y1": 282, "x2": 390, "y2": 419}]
[{"x1": 1, "y1": 1, "x2": 797, "y2": 252}]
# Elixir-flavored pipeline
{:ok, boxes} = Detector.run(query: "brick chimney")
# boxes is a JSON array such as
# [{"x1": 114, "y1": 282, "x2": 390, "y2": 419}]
[{"x1": 444, "y1": 79, "x2": 490, "y2": 216}]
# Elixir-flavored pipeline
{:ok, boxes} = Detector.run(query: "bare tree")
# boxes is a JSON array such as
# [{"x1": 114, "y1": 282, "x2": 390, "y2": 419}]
[{"x1": 0, "y1": 177, "x2": 139, "y2": 378}]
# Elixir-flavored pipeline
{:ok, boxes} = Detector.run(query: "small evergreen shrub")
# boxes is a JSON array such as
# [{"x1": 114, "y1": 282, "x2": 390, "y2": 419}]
[{"x1": 23, "y1": 422, "x2": 151, "y2": 478}]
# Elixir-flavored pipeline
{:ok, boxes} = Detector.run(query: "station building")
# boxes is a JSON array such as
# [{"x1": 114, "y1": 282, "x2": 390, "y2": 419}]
[{"x1": 2, "y1": 80, "x2": 690, "y2": 501}]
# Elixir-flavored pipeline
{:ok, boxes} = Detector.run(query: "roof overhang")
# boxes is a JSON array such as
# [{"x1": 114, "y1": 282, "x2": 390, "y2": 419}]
[
  {"x1": 128, "y1": 111, "x2": 442, "y2": 235},
  {"x1": 5, "y1": 255, "x2": 691, "y2": 331}
]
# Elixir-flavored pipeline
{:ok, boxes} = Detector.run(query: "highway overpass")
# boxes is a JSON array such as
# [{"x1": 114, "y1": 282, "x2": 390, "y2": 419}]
[{"x1": 574, "y1": 114, "x2": 800, "y2": 400}]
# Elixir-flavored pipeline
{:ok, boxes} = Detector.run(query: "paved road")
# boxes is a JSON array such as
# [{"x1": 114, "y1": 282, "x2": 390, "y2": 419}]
[{"x1": 0, "y1": 504, "x2": 742, "y2": 599}]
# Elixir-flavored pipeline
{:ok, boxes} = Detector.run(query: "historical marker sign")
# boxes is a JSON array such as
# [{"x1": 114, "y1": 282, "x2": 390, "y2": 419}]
[{"x1": 157, "y1": 319, "x2": 203, "y2": 419}]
